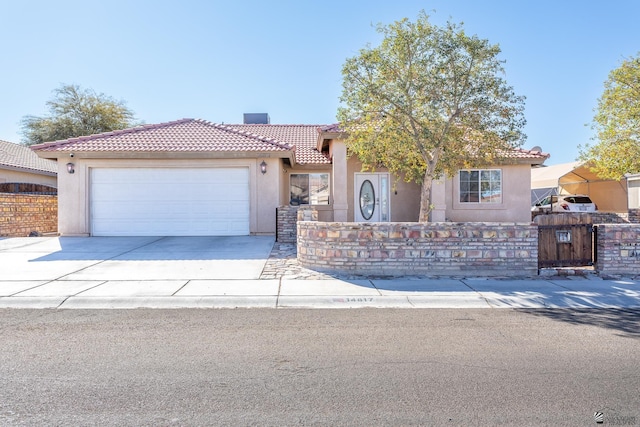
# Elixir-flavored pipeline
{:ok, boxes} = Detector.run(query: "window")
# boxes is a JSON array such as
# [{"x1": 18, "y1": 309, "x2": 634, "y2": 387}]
[
  {"x1": 459, "y1": 169, "x2": 502, "y2": 203},
  {"x1": 290, "y1": 173, "x2": 330, "y2": 205}
]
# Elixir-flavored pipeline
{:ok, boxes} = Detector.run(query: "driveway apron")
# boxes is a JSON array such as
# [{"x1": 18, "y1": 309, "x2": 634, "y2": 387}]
[{"x1": 0, "y1": 236, "x2": 275, "y2": 283}]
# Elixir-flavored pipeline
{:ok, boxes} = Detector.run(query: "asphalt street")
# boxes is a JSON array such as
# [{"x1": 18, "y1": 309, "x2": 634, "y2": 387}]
[{"x1": 0, "y1": 308, "x2": 638, "y2": 426}]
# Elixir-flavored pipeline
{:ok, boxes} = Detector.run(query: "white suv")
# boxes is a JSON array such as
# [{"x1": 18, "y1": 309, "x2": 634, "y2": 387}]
[{"x1": 532, "y1": 194, "x2": 597, "y2": 213}]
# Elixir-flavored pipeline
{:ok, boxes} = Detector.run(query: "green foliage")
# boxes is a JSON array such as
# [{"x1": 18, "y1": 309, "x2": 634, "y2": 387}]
[
  {"x1": 338, "y1": 11, "x2": 526, "y2": 221},
  {"x1": 579, "y1": 53, "x2": 640, "y2": 180},
  {"x1": 20, "y1": 84, "x2": 138, "y2": 145}
]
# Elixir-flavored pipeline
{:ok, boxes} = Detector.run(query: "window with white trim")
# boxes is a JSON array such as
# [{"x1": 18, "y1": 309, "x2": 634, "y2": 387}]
[
  {"x1": 290, "y1": 173, "x2": 330, "y2": 205},
  {"x1": 459, "y1": 169, "x2": 502, "y2": 203}
]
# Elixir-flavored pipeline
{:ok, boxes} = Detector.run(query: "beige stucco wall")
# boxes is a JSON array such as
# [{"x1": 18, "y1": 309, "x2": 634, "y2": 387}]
[
  {"x1": 280, "y1": 155, "x2": 422, "y2": 223},
  {"x1": 329, "y1": 138, "x2": 535, "y2": 223},
  {"x1": 345, "y1": 161, "x2": 533, "y2": 223},
  {"x1": 0, "y1": 168, "x2": 57, "y2": 187},
  {"x1": 346, "y1": 157, "x2": 421, "y2": 222},
  {"x1": 56, "y1": 157, "x2": 280, "y2": 236},
  {"x1": 445, "y1": 164, "x2": 533, "y2": 222}
]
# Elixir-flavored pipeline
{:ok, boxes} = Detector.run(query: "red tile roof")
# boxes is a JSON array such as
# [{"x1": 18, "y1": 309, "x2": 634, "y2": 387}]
[
  {"x1": 320, "y1": 123, "x2": 549, "y2": 162},
  {"x1": 0, "y1": 139, "x2": 57, "y2": 175},
  {"x1": 31, "y1": 119, "x2": 333, "y2": 165},
  {"x1": 499, "y1": 147, "x2": 550, "y2": 162},
  {"x1": 31, "y1": 119, "x2": 295, "y2": 154},
  {"x1": 230, "y1": 124, "x2": 331, "y2": 165},
  {"x1": 29, "y1": 118, "x2": 546, "y2": 166}
]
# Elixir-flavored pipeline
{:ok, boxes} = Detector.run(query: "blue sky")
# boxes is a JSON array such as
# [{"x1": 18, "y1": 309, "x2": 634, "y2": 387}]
[{"x1": 1, "y1": 0, "x2": 638, "y2": 165}]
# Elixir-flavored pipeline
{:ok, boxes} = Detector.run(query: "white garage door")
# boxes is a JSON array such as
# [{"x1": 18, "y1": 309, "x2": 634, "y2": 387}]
[{"x1": 91, "y1": 168, "x2": 250, "y2": 236}]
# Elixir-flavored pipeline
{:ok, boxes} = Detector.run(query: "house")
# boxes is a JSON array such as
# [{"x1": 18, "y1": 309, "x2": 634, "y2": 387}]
[
  {"x1": 532, "y1": 161, "x2": 628, "y2": 213},
  {"x1": 625, "y1": 173, "x2": 640, "y2": 211},
  {"x1": 31, "y1": 117, "x2": 548, "y2": 237},
  {"x1": 0, "y1": 139, "x2": 57, "y2": 191}
]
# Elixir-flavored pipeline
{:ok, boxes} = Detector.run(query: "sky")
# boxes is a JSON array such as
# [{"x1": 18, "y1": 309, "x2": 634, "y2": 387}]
[{"x1": 1, "y1": 0, "x2": 638, "y2": 165}]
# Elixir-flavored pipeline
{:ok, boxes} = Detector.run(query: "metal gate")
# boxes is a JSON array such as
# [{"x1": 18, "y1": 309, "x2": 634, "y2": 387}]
[{"x1": 535, "y1": 214, "x2": 595, "y2": 268}]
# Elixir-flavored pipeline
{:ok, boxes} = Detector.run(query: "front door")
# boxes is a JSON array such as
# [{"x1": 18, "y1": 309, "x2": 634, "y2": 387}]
[{"x1": 354, "y1": 173, "x2": 390, "y2": 222}]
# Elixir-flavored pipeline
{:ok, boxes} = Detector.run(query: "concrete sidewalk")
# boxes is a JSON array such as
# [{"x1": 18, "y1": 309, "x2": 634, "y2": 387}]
[
  {"x1": 1, "y1": 236, "x2": 639, "y2": 309},
  {"x1": 1, "y1": 275, "x2": 639, "y2": 310}
]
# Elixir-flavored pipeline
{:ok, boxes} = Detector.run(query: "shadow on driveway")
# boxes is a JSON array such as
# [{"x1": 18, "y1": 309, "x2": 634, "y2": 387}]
[
  {"x1": 0, "y1": 236, "x2": 276, "y2": 282},
  {"x1": 28, "y1": 236, "x2": 276, "y2": 262}
]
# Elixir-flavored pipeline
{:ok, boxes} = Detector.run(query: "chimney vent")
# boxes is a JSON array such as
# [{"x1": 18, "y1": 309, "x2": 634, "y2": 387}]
[{"x1": 243, "y1": 113, "x2": 270, "y2": 124}]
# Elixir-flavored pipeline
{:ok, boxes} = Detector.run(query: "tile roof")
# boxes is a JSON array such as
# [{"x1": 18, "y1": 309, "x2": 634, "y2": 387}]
[
  {"x1": 31, "y1": 119, "x2": 333, "y2": 166},
  {"x1": 319, "y1": 123, "x2": 549, "y2": 163},
  {"x1": 0, "y1": 139, "x2": 57, "y2": 175},
  {"x1": 230, "y1": 124, "x2": 331, "y2": 165},
  {"x1": 319, "y1": 123, "x2": 343, "y2": 133},
  {"x1": 499, "y1": 147, "x2": 550, "y2": 162},
  {"x1": 32, "y1": 119, "x2": 295, "y2": 155},
  {"x1": 29, "y1": 118, "x2": 541, "y2": 166}
]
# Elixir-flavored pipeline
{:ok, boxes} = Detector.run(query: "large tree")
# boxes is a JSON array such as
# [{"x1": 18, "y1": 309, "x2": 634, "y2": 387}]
[
  {"x1": 21, "y1": 84, "x2": 137, "y2": 145},
  {"x1": 579, "y1": 53, "x2": 640, "y2": 180},
  {"x1": 338, "y1": 12, "x2": 526, "y2": 221}
]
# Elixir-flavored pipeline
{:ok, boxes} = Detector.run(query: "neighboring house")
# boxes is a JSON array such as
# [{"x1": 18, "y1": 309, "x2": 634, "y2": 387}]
[
  {"x1": 532, "y1": 161, "x2": 628, "y2": 213},
  {"x1": 0, "y1": 139, "x2": 57, "y2": 190},
  {"x1": 627, "y1": 173, "x2": 640, "y2": 210},
  {"x1": 31, "y1": 117, "x2": 548, "y2": 237}
]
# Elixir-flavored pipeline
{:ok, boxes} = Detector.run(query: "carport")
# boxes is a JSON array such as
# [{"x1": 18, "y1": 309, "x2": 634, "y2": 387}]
[{"x1": 532, "y1": 162, "x2": 628, "y2": 212}]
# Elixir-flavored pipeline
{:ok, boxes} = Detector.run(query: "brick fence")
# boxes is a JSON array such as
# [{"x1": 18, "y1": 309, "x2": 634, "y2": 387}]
[
  {"x1": 297, "y1": 222, "x2": 538, "y2": 277},
  {"x1": 0, "y1": 193, "x2": 57, "y2": 237},
  {"x1": 595, "y1": 224, "x2": 640, "y2": 276}
]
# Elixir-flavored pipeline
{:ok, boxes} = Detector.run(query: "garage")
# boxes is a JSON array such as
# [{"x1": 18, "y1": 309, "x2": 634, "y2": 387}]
[{"x1": 90, "y1": 168, "x2": 250, "y2": 236}]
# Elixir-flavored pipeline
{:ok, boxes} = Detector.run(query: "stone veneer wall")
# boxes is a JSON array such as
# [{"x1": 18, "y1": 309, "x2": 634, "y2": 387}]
[
  {"x1": 0, "y1": 193, "x2": 57, "y2": 237},
  {"x1": 591, "y1": 212, "x2": 629, "y2": 224},
  {"x1": 276, "y1": 206, "x2": 319, "y2": 243},
  {"x1": 595, "y1": 224, "x2": 640, "y2": 276},
  {"x1": 297, "y1": 222, "x2": 538, "y2": 277},
  {"x1": 276, "y1": 206, "x2": 298, "y2": 243},
  {"x1": 628, "y1": 209, "x2": 640, "y2": 224}
]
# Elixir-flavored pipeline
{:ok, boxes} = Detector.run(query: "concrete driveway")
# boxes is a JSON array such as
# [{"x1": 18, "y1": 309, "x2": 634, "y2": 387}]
[
  {"x1": 2, "y1": 235, "x2": 640, "y2": 310},
  {"x1": 0, "y1": 236, "x2": 275, "y2": 282}
]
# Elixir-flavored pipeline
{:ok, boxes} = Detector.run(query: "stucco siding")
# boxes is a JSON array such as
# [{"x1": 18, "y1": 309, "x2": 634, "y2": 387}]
[
  {"x1": 346, "y1": 158, "x2": 422, "y2": 222},
  {"x1": 446, "y1": 164, "x2": 533, "y2": 222},
  {"x1": 347, "y1": 158, "x2": 537, "y2": 223},
  {"x1": 0, "y1": 168, "x2": 57, "y2": 187}
]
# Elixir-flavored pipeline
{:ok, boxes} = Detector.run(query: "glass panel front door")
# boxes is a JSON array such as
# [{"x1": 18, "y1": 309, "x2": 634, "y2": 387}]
[
  {"x1": 359, "y1": 180, "x2": 375, "y2": 220},
  {"x1": 354, "y1": 173, "x2": 391, "y2": 222}
]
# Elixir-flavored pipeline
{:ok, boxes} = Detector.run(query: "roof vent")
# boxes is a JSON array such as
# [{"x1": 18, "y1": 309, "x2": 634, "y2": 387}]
[{"x1": 243, "y1": 113, "x2": 270, "y2": 124}]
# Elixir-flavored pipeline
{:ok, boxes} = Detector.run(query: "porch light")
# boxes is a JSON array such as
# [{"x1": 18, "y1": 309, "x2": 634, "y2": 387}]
[
  {"x1": 260, "y1": 160, "x2": 267, "y2": 175},
  {"x1": 66, "y1": 162, "x2": 75, "y2": 174}
]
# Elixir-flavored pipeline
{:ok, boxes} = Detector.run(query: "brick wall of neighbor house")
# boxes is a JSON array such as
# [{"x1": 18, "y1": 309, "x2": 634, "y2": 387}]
[
  {"x1": 297, "y1": 222, "x2": 538, "y2": 277},
  {"x1": 0, "y1": 193, "x2": 57, "y2": 237},
  {"x1": 595, "y1": 224, "x2": 640, "y2": 276}
]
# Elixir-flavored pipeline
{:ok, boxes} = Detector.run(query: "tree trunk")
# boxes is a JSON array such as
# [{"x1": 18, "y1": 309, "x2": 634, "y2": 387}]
[{"x1": 418, "y1": 170, "x2": 433, "y2": 222}]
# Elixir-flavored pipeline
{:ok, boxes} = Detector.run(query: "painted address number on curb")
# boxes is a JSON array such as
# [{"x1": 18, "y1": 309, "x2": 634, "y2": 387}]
[{"x1": 333, "y1": 298, "x2": 375, "y2": 303}]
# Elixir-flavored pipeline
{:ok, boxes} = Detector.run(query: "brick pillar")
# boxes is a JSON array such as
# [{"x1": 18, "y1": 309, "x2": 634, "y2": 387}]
[{"x1": 276, "y1": 206, "x2": 298, "y2": 243}]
